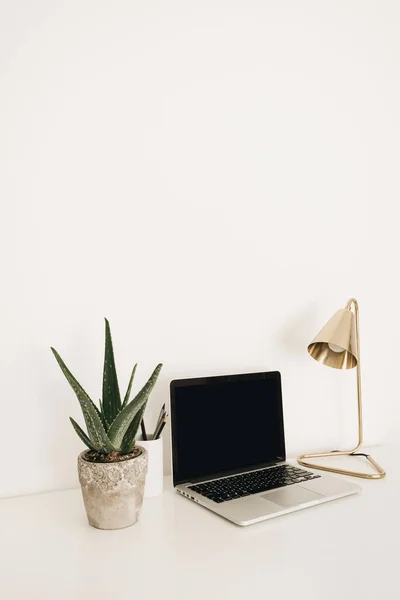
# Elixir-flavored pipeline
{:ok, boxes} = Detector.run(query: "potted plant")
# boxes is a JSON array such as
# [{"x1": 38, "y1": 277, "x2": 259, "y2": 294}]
[{"x1": 51, "y1": 319, "x2": 162, "y2": 530}]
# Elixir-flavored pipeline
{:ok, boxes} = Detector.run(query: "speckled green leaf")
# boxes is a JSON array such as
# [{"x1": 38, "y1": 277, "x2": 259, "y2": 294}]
[
  {"x1": 90, "y1": 398, "x2": 107, "y2": 430},
  {"x1": 120, "y1": 403, "x2": 147, "y2": 454},
  {"x1": 108, "y1": 364, "x2": 162, "y2": 448},
  {"x1": 69, "y1": 417, "x2": 98, "y2": 451},
  {"x1": 122, "y1": 363, "x2": 137, "y2": 409},
  {"x1": 51, "y1": 347, "x2": 115, "y2": 452},
  {"x1": 102, "y1": 319, "x2": 121, "y2": 425}
]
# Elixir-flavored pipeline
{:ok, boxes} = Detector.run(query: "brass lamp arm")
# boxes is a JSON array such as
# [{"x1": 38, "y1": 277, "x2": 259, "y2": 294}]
[
  {"x1": 347, "y1": 297, "x2": 363, "y2": 453},
  {"x1": 345, "y1": 297, "x2": 358, "y2": 311}
]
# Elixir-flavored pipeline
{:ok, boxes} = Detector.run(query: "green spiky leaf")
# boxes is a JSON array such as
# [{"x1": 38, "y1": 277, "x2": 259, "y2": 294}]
[
  {"x1": 98, "y1": 399, "x2": 110, "y2": 430},
  {"x1": 120, "y1": 403, "x2": 147, "y2": 454},
  {"x1": 122, "y1": 363, "x2": 137, "y2": 410},
  {"x1": 69, "y1": 417, "x2": 98, "y2": 451},
  {"x1": 51, "y1": 347, "x2": 115, "y2": 452},
  {"x1": 108, "y1": 364, "x2": 162, "y2": 448},
  {"x1": 102, "y1": 319, "x2": 122, "y2": 425},
  {"x1": 90, "y1": 398, "x2": 108, "y2": 430}
]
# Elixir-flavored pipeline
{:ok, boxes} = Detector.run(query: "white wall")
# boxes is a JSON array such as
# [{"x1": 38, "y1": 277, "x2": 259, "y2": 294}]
[{"x1": 1, "y1": 0, "x2": 399, "y2": 498}]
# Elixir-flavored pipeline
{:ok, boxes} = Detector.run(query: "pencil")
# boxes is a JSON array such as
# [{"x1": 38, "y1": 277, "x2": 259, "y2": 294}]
[
  {"x1": 153, "y1": 405, "x2": 166, "y2": 439},
  {"x1": 140, "y1": 419, "x2": 147, "y2": 441},
  {"x1": 154, "y1": 414, "x2": 168, "y2": 440},
  {"x1": 155, "y1": 419, "x2": 167, "y2": 440}
]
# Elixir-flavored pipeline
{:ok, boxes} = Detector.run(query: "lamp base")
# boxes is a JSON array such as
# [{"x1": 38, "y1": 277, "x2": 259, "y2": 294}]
[{"x1": 297, "y1": 450, "x2": 386, "y2": 480}]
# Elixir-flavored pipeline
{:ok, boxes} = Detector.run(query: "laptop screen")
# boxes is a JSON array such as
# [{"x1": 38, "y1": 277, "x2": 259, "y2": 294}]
[{"x1": 170, "y1": 371, "x2": 286, "y2": 486}]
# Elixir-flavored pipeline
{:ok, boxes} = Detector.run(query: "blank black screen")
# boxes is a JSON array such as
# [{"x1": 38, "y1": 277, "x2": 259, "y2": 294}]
[{"x1": 171, "y1": 372, "x2": 286, "y2": 485}]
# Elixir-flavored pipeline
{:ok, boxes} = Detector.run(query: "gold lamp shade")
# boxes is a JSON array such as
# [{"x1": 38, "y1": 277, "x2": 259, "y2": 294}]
[{"x1": 307, "y1": 308, "x2": 358, "y2": 370}]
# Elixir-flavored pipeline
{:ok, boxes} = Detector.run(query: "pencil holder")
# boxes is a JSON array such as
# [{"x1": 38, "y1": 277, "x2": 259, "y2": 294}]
[{"x1": 136, "y1": 435, "x2": 163, "y2": 498}]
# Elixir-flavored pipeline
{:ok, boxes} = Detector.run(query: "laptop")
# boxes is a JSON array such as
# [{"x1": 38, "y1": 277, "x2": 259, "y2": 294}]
[{"x1": 170, "y1": 371, "x2": 361, "y2": 526}]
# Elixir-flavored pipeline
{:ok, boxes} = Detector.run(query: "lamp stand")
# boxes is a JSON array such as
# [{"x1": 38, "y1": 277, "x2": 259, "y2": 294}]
[{"x1": 297, "y1": 298, "x2": 386, "y2": 480}]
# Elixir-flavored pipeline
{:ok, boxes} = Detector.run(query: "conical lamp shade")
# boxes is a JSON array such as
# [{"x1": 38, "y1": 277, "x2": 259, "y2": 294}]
[{"x1": 308, "y1": 308, "x2": 358, "y2": 369}]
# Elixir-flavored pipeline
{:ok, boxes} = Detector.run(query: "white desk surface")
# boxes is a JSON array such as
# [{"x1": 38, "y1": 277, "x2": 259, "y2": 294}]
[{"x1": 0, "y1": 446, "x2": 397, "y2": 600}]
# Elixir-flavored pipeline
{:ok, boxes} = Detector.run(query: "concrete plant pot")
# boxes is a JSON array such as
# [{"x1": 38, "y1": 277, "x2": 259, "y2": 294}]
[{"x1": 78, "y1": 446, "x2": 148, "y2": 530}]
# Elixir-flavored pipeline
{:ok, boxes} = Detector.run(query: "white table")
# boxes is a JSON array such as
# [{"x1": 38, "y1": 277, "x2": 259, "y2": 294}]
[{"x1": 0, "y1": 446, "x2": 397, "y2": 600}]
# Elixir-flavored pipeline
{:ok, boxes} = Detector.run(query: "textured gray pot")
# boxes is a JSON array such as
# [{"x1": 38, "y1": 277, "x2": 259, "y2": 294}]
[{"x1": 78, "y1": 446, "x2": 148, "y2": 530}]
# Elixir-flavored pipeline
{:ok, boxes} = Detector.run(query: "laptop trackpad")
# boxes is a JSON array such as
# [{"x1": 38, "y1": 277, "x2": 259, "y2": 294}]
[{"x1": 262, "y1": 486, "x2": 323, "y2": 508}]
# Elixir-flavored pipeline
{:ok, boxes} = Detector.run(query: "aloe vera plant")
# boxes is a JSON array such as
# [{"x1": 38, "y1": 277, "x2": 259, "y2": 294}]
[{"x1": 51, "y1": 319, "x2": 162, "y2": 455}]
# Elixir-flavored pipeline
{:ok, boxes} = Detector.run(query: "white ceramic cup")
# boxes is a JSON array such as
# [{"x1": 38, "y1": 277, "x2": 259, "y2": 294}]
[{"x1": 136, "y1": 435, "x2": 163, "y2": 498}]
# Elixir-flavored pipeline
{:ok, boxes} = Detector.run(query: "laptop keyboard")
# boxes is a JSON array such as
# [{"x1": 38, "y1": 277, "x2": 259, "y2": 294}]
[{"x1": 188, "y1": 464, "x2": 320, "y2": 503}]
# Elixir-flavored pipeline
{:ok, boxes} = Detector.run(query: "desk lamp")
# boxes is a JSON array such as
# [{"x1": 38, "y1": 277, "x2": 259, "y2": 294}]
[{"x1": 297, "y1": 298, "x2": 386, "y2": 479}]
